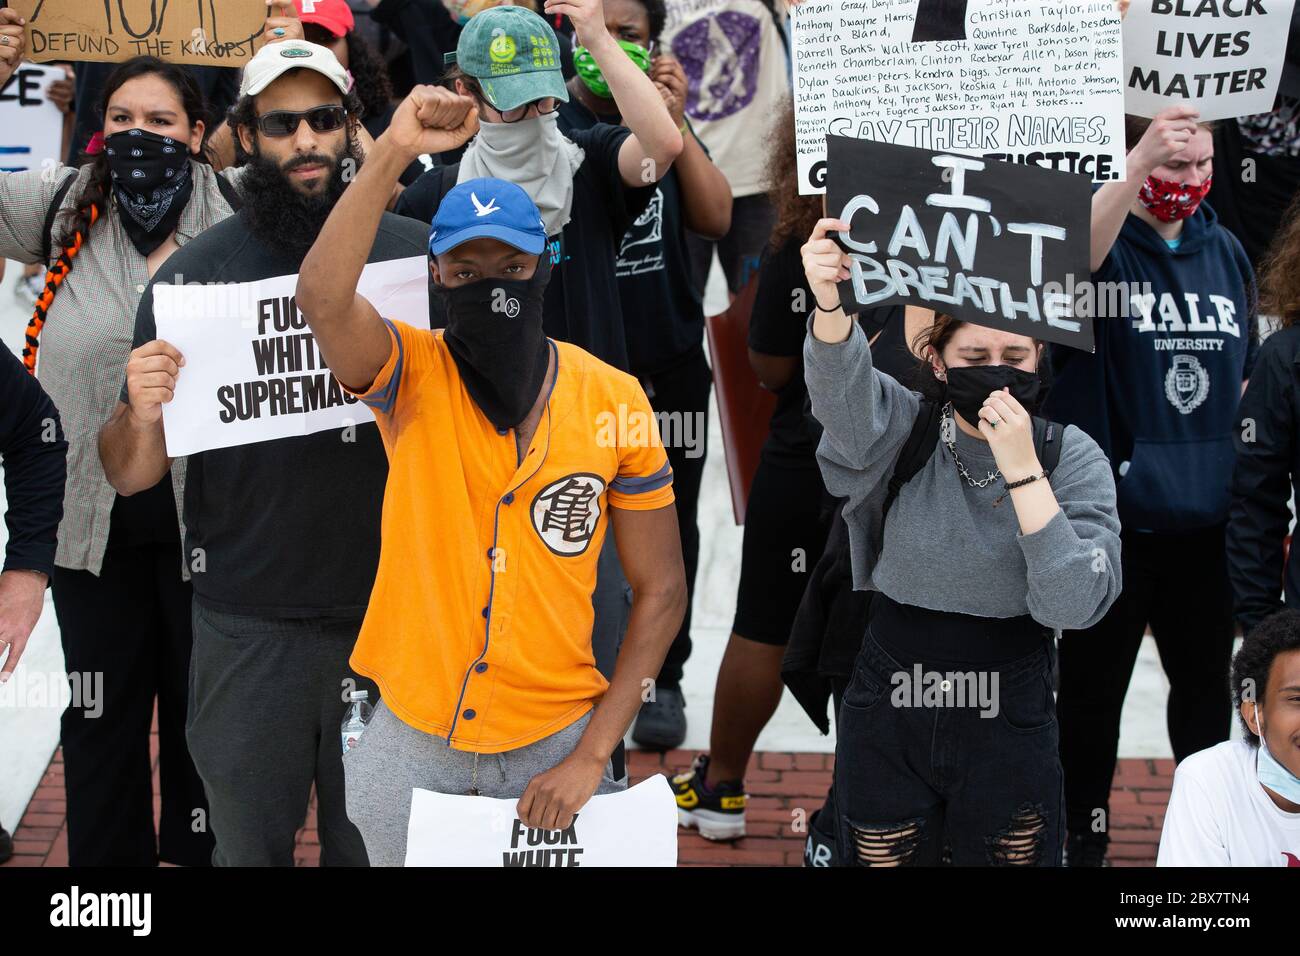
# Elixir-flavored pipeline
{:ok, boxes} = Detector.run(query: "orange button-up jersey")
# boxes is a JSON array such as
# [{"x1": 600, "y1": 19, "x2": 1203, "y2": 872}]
[{"x1": 348, "y1": 319, "x2": 675, "y2": 753}]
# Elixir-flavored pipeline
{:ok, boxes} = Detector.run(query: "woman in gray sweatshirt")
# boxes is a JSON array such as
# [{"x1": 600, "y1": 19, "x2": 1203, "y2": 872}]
[{"x1": 801, "y1": 218, "x2": 1122, "y2": 866}]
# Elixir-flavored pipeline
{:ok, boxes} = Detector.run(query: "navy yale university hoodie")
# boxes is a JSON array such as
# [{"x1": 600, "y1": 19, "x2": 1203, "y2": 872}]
[{"x1": 1045, "y1": 200, "x2": 1257, "y2": 533}]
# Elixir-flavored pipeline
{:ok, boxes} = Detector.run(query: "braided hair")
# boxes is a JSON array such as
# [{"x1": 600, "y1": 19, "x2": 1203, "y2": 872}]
[{"x1": 23, "y1": 57, "x2": 212, "y2": 375}]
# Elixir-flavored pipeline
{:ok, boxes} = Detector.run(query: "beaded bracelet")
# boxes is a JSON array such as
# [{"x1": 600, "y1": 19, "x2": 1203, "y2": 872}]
[{"x1": 993, "y1": 470, "x2": 1049, "y2": 507}]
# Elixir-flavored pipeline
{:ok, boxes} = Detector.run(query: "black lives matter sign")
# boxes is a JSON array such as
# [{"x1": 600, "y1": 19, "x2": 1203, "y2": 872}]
[
  {"x1": 1124, "y1": 0, "x2": 1299, "y2": 121},
  {"x1": 827, "y1": 134, "x2": 1094, "y2": 352}
]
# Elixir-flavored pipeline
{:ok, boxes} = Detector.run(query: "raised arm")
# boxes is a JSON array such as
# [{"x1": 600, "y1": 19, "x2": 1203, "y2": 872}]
[
  {"x1": 548, "y1": 0, "x2": 682, "y2": 186},
  {"x1": 650, "y1": 56, "x2": 730, "y2": 239},
  {"x1": 801, "y1": 217, "x2": 919, "y2": 492},
  {"x1": 296, "y1": 86, "x2": 478, "y2": 389},
  {"x1": 1090, "y1": 105, "x2": 1199, "y2": 272}
]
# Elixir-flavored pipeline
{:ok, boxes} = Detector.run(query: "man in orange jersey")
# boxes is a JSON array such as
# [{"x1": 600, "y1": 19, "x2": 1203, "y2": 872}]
[{"x1": 295, "y1": 83, "x2": 688, "y2": 865}]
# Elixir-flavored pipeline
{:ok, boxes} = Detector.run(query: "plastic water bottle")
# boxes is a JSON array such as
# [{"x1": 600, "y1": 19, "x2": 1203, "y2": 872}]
[{"x1": 341, "y1": 690, "x2": 372, "y2": 755}]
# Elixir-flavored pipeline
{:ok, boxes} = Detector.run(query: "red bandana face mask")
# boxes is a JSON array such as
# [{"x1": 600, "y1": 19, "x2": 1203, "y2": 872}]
[{"x1": 1138, "y1": 174, "x2": 1212, "y2": 223}]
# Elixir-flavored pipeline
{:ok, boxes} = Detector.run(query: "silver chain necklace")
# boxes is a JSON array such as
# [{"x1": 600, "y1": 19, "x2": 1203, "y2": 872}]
[{"x1": 942, "y1": 403, "x2": 1001, "y2": 488}]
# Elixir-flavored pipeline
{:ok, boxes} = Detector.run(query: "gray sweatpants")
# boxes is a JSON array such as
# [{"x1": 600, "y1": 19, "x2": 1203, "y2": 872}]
[
  {"x1": 186, "y1": 602, "x2": 377, "y2": 866},
  {"x1": 344, "y1": 702, "x2": 625, "y2": 866}
]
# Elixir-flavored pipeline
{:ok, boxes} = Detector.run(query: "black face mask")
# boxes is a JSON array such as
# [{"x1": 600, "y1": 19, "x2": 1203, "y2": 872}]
[
  {"x1": 104, "y1": 128, "x2": 193, "y2": 256},
  {"x1": 436, "y1": 259, "x2": 552, "y2": 430},
  {"x1": 944, "y1": 364, "x2": 1041, "y2": 426}
]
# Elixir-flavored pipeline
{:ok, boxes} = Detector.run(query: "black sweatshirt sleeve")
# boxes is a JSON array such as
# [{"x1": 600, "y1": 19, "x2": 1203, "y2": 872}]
[
  {"x1": 370, "y1": 0, "x2": 462, "y2": 86},
  {"x1": 1227, "y1": 329, "x2": 1297, "y2": 634},
  {"x1": 0, "y1": 346, "x2": 68, "y2": 580}
]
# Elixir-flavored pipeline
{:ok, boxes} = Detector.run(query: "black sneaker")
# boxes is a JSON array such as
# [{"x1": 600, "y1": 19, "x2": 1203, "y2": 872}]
[
  {"x1": 632, "y1": 685, "x2": 687, "y2": 750},
  {"x1": 0, "y1": 822, "x2": 13, "y2": 864},
  {"x1": 1066, "y1": 830, "x2": 1108, "y2": 867},
  {"x1": 671, "y1": 754, "x2": 747, "y2": 841}
]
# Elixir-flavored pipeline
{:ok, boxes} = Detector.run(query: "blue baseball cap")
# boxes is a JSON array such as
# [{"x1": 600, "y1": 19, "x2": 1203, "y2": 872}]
[{"x1": 428, "y1": 178, "x2": 547, "y2": 257}]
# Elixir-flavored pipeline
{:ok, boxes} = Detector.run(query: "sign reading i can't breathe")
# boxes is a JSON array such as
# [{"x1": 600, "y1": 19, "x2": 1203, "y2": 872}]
[
  {"x1": 1123, "y1": 0, "x2": 1299, "y2": 121},
  {"x1": 792, "y1": 0, "x2": 1127, "y2": 194},
  {"x1": 153, "y1": 257, "x2": 431, "y2": 457},
  {"x1": 827, "y1": 134, "x2": 1095, "y2": 352},
  {"x1": 12, "y1": 0, "x2": 268, "y2": 66},
  {"x1": 403, "y1": 775, "x2": 678, "y2": 867}
]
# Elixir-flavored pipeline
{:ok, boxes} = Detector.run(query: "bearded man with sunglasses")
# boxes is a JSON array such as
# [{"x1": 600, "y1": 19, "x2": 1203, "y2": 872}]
[{"x1": 100, "y1": 40, "x2": 430, "y2": 867}]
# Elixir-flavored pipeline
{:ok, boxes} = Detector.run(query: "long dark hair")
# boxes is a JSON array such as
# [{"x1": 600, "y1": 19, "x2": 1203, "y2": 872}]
[
  {"x1": 764, "y1": 96, "x2": 821, "y2": 253},
  {"x1": 56, "y1": 57, "x2": 212, "y2": 249},
  {"x1": 24, "y1": 58, "x2": 211, "y2": 373},
  {"x1": 1259, "y1": 190, "x2": 1300, "y2": 327}
]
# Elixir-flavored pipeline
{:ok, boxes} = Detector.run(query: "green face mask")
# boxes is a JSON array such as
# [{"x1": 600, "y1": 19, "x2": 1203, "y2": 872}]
[{"x1": 573, "y1": 39, "x2": 651, "y2": 99}]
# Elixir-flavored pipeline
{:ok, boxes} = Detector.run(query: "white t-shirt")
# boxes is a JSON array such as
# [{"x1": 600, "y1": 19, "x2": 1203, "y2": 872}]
[
  {"x1": 662, "y1": 0, "x2": 790, "y2": 197},
  {"x1": 1157, "y1": 740, "x2": 1300, "y2": 867}
]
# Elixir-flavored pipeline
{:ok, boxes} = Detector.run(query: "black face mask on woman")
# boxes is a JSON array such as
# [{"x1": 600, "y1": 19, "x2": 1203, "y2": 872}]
[
  {"x1": 103, "y1": 128, "x2": 193, "y2": 256},
  {"x1": 944, "y1": 363, "x2": 1041, "y2": 426},
  {"x1": 435, "y1": 258, "x2": 553, "y2": 430}
]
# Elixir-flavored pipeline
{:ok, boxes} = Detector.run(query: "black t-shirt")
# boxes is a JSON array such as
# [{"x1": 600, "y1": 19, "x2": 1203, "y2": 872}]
[
  {"x1": 558, "y1": 100, "x2": 705, "y2": 378},
  {"x1": 127, "y1": 211, "x2": 429, "y2": 616},
  {"x1": 750, "y1": 237, "x2": 909, "y2": 467},
  {"x1": 393, "y1": 123, "x2": 654, "y2": 370}
]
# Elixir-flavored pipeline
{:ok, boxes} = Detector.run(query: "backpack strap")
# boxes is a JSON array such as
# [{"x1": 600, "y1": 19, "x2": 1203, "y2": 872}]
[
  {"x1": 1031, "y1": 416, "x2": 1065, "y2": 477},
  {"x1": 40, "y1": 172, "x2": 78, "y2": 264},
  {"x1": 215, "y1": 170, "x2": 244, "y2": 212},
  {"x1": 882, "y1": 399, "x2": 944, "y2": 522}
]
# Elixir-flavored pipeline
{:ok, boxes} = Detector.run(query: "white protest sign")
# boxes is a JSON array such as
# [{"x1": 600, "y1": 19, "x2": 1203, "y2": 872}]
[
  {"x1": 793, "y1": 0, "x2": 1128, "y2": 194},
  {"x1": 0, "y1": 64, "x2": 65, "y2": 174},
  {"x1": 1123, "y1": 0, "x2": 1298, "y2": 121},
  {"x1": 155, "y1": 256, "x2": 429, "y2": 457},
  {"x1": 404, "y1": 774, "x2": 678, "y2": 867}
]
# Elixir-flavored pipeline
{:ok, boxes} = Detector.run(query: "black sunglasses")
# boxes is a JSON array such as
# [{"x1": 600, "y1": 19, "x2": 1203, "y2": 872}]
[{"x1": 255, "y1": 105, "x2": 348, "y2": 138}]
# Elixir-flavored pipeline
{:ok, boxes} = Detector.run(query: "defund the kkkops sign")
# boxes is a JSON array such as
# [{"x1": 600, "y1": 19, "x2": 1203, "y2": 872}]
[{"x1": 827, "y1": 134, "x2": 1095, "y2": 352}]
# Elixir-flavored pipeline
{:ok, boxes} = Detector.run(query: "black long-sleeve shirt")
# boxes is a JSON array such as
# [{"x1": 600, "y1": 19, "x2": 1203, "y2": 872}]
[
  {"x1": 0, "y1": 345, "x2": 67, "y2": 579},
  {"x1": 1228, "y1": 324, "x2": 1300, "y2": 634},
  {"x1": 369, "y1": 0, "x2": 464, "y2": 87}
]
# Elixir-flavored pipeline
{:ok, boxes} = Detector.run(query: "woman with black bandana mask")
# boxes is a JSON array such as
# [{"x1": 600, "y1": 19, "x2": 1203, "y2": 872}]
[
  {"x1": 0, "y1": 5, "x2": 303, "y2": 866},
  {"x1": 800, "y1": 217, "x2": 1122, "y2": 866}
]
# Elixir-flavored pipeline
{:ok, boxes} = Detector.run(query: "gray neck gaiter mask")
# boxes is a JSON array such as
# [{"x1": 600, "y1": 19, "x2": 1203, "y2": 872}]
[{"x1": 458, "y1": 111, "x2": 585, "y2": 236}]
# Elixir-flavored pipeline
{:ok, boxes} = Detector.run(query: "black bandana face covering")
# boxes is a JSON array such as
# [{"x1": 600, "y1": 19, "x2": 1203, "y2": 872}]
[
  {"x1": 104, "y1": 128, "x2": 193, "y2": 256},
  {"x1": 944, "y1": 364, "x2": 1041, "y2": 427},
  {"x1": 437, "y1": 259, "x2": 552, "y2": 430}
]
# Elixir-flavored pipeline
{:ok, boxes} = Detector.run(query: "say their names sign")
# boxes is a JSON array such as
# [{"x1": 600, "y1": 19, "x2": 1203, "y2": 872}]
[
  {"x1": 793, "y1": 0, "x2": 1127, "y2": 194},
  {"x1": 12, "y1": 0, "x2": 268, "y2": 66},
  {"x1": 827, "y1": 134, "x2": 1094, "y2": 352},
  {"x1": 154, "y1": 257, "x2": 431, "y2": 457},
  {"x1": 1124, "y1": 0, "x2": 1299, "y2": 120}
]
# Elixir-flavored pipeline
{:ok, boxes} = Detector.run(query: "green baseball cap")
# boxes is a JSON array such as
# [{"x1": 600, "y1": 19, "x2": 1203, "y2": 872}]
[{"x1": 453, "y1": 6, "x2": 569, "y2": 112}]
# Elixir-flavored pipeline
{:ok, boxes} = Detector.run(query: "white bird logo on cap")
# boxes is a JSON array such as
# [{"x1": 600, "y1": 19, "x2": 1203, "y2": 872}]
[{"x1": 471, "y1": 192, "x2": 500, "y2": 218}]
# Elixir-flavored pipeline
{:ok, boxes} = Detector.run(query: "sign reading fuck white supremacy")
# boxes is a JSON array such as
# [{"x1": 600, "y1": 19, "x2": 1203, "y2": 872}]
[
  {"x1": 792, "y1": 0, "x2": 1128, "y2": 194},
  {"x1": 154, "y1": 257, "x2": 430, "y2": 457},
  {"x1": 404, "y1": 775, "x2": 679, "y2": 867}
]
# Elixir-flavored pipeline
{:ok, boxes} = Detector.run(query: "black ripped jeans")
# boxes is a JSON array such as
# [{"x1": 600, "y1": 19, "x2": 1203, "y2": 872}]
[{"x1": 832, "y1": 595, "x2": 1065, "y2": 866}]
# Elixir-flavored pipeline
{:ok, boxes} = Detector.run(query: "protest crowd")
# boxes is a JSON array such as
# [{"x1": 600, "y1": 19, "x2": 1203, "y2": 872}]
[{"x1": 0, "y1": 0, "x2": 1299, "y2": 870}]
